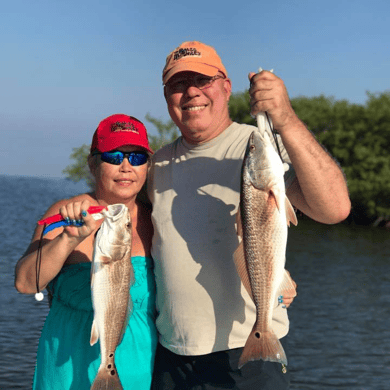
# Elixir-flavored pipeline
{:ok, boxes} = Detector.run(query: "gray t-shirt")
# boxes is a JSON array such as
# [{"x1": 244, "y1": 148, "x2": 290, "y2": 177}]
[{"x1": 147, "y1": 122, "x2": 296, "y2": 355}]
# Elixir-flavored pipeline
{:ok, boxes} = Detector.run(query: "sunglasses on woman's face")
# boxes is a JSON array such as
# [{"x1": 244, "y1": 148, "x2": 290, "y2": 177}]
[{"x1": 93, "y1": 151, "x2": 149, "y2": 166}]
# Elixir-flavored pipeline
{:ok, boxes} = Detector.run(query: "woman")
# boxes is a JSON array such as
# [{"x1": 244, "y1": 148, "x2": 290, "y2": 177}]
[{"x1": 14, "y1": 114, "x2": 157, "y2": 389}]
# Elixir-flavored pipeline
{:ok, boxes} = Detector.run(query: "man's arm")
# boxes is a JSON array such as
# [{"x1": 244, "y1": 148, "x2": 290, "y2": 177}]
[{"x1": 249, "y1": 70, "x2": 351, "y2": 224}]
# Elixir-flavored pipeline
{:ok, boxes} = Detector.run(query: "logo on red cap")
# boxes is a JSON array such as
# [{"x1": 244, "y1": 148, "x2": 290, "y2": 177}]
[{"x1": 111, "y1": 121, "x2": 139, "y2": 134}]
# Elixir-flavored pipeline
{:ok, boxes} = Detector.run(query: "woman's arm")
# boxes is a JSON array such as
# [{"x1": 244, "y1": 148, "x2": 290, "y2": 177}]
[{"x1": 14, "y1": 199, "x2": 97, "y2": 294}]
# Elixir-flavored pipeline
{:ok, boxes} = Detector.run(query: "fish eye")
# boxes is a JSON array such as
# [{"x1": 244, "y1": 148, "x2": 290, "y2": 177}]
[{"x1": 250, "y1": 145, "x2": 256, "y2": 151}]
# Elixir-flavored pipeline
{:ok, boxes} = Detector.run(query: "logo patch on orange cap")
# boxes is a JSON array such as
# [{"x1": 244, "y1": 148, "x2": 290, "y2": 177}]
[
  {"x1": 111, "y1": 121, "x2": 139, "y2": 134},
  {"x1": 173, "y1": 47, "x2": 201, "y2": 61}
]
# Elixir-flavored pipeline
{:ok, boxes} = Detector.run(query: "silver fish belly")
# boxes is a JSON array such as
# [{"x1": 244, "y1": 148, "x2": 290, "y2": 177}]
[{"x1": 90, "y1": 204, "x2": 133, "y2": 390}]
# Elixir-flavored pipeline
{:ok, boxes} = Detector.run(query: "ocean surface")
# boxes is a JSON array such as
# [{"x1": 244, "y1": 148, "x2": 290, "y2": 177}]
[{"x1": 1, "y1": 174, "x2": 390, "y2": 389}]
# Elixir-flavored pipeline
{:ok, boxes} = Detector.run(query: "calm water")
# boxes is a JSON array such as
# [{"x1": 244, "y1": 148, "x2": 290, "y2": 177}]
[
  {"x1": 0, "y1": 175, "x2": 89, "y2": 389},
  {"x1": 1, "y1": 175, "x2": 389, "y2": 389}
]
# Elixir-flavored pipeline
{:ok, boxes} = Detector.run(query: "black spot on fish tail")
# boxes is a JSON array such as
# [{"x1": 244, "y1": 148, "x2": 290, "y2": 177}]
[
  {"x1": 255, "y1": 332, "x2": 261, "y2": 339},
  {"x1": 110, "y1": 370, "x2": 116, "y2": 376}
]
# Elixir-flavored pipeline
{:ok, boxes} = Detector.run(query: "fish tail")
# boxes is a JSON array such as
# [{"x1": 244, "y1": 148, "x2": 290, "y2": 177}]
[
  {"x1": 90, "y1": 364, "x2": 123, "y2": 390},
  {"x1": 238, "y1": 328, "x2": 287, "y2": 369}
]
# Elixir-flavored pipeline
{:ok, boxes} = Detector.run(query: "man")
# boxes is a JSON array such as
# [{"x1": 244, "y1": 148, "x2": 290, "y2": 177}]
[{"x1": 147, "y1": 41, "x2": 351, "y2": 389}]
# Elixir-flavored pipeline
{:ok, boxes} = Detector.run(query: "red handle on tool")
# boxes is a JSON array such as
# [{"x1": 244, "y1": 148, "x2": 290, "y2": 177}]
[{"x1": 38, "y1": 206, "x2": 107, "y2": 225}]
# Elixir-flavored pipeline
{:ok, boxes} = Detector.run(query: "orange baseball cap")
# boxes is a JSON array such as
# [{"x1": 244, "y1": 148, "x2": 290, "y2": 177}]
[{"x1": 162, "y1": 41, "x2": 228, "y2": 85}]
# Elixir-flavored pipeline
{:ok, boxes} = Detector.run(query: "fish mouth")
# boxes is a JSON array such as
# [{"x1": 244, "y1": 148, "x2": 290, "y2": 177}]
[
  {"x1": 250, "y1": 129, "x2": 265, "y2": 144},
  {"x1": 106, "y1": 204, "x2": 127, "y2": 220}
]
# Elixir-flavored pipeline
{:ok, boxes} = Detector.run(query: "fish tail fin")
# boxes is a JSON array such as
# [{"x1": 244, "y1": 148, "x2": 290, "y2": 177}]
[
  {"x1": 238, "y1": 328, "x2": 287, "y2": 369},
  {"x1": 90, "y1": 364, "x2": 123, "y2": 390}
]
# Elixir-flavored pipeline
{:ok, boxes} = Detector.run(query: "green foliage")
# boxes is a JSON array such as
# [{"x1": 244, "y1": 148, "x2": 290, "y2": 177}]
[
  {"x1": 62, "y1": 115, "x2": 179, "y2": 190},
  {"x1": 63, "y1": 92, "x2": 390, "y2": 223},
  {"x1": 145, "y1": 113, "x2": 179, "y2": 151},
  {"x1": 292, "y1": 92, "x2": 390, "y2": 222},
  {"x1": 227, "y1": 89, "x2": 390, "y2": 223},
  {"x1": 62, "y1": 144, "x2": 94, "y2": 189},
  {"x1": 228, "y1": 91, "x2": 256, "y2": 126}
]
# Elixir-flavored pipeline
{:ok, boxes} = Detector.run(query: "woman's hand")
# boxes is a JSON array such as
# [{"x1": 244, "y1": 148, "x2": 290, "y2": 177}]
[
  {"x1": 280, "y1": 272, "x2": 297, "y2": 308},
  {"x1": 59, "y1": 199, "x2": 97, "y2": 240}
]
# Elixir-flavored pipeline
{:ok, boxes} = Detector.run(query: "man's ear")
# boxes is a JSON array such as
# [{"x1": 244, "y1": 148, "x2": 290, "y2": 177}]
[{"x1": 224, "y1": 77, "x2": 232, "y2": 101}]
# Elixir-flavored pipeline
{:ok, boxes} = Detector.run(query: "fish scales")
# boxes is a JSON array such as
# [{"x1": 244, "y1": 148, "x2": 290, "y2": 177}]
[
  {"x1": 235, "y1": 127, "x2": 297, "y2": 369},
  {"x1": 90, "y1": 204, "x2": 134, "y2": 390},
  {"x1": 242, "y1": 182, "x2": 288, "y2": 325},
  {"x1": 242, "y1": 188, "x2": 286, "y2": 325}
]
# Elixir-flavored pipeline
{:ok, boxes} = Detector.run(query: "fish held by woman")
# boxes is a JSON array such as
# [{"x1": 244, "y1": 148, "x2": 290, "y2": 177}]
[
  {"x1": 90, "y1": 203, "x2": 134, "y2": 390},
  {"x1": 234, "y1": 115, "x2": 297, "y2": 369}
]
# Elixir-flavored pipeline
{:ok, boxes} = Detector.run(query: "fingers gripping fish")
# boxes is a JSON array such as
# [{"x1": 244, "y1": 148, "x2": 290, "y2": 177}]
[
  {"x1": 234, "y1": 81, "x2": 298, "y2": 368},
  {"x1": 255, "y1": 67, "x2": 290, "y2": 174},
  {"x1": 38, "y1": 206, "x2": 107, "y2": 235},
  {"x1": 90, "y1": 204, "x2": 134, "y2": 390}
]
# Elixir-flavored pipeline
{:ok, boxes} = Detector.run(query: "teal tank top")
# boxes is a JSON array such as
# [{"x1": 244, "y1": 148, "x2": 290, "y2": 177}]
[{"x1": 32, "y1": 256, "x2": 157, "y2": 390}]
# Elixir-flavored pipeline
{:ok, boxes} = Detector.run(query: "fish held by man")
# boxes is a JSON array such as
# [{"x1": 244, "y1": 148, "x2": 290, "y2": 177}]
[
  {"x1": 234, "y1": 120, "x2": 298, "y2": 369},
  {"x1": 90, "y1": 204, "x2": 134, "y2": 390}
]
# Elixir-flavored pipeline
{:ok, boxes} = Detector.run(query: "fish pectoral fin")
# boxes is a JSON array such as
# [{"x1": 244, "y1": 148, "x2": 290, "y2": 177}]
[
  {"x1": 235, "y1": 206, "x2": 243, "y2": 238},
  {"x1": 100, "y1": 255, "x2": 112, "y2": 264},
  {"x1": 90, "y1": 319, "x2": 99, "y2": 346},
  {"x1": 233, "y1": 242, "x2": 254, "y2": 301},
  {"x1": 285, "y1": 196, "x2": 298, "y2": 226},
  {"x1": 277, "y1": 269, "x2": 297, "y2": 299},
  {"x1": 269, "y1": 188, "x2": 283, "y2": 213}
]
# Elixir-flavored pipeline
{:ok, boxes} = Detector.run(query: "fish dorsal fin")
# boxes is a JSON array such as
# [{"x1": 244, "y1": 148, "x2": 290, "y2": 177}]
[
  {"x1": 233, "y1": 241, "x2": 254, "y2": 302},
  {"x1": 90, "y1": 319, "x2": 99, "y2": 346},
  {"x1": 285, "y1": 196, "x2": 298, "y2": 227},
  {"x1": 277, "y1": 269, "x2": 297, "y2": 299}
]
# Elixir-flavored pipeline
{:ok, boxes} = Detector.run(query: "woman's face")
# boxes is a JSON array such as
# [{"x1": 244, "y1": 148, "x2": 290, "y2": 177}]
[{"x1": 90, "y1": 145, "x2": 149, "y2": 203}]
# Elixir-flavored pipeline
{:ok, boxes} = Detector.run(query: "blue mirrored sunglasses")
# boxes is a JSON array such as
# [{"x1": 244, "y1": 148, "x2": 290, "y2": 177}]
[{"x1": 93, "y1": 151, "x2": 149, "y2": 166}]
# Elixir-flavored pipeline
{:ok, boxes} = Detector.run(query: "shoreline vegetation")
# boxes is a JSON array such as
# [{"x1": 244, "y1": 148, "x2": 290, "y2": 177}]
[{"x1": 62, "y1": 91, "x2": 390, "y2": 228}]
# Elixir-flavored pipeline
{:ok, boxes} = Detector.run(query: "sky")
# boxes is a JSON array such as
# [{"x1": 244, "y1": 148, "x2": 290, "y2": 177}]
[{"x1": 1, "y1": 0, "x2": 389, "y2": 178}]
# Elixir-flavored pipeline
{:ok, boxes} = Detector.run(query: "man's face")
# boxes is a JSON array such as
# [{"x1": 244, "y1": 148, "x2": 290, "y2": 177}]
[{"x1": 164, "y1": 71, "x2": 232, "y2": 144}]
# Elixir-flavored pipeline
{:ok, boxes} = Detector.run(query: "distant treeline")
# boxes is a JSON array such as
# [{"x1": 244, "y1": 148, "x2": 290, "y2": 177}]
[
  {"x1": 64, "y1": 91, "x2": 390, "y2": 226},
  {"x1": 229, "y1": 90, "x2": 390, "y2": 226}
]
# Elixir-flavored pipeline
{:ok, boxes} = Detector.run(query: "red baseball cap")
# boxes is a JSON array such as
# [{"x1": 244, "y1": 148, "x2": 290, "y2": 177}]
[
  {"x1": 162, "y1": 41, "x2": 228, "y2": 85},
  {"x1": 90, "y1": 114, "x2": 153, "y2": 154}
]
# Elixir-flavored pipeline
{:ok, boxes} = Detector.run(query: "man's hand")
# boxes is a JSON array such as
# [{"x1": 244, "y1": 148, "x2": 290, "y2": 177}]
[{"x1": 248, "y1": 70, "x2": 301, "y2": 134}]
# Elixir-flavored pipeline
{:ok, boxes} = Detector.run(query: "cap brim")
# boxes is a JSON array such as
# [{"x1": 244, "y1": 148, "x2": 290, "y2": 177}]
[
  {"x1": 97, "y1": 136, "x2": 153, "y2": 154},
  {"x1": 163, "y1": 63, "x2": 220, "y2": 85}
]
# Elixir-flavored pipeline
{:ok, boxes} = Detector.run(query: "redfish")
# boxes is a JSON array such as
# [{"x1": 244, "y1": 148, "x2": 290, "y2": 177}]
[
  {"x1": 90, "y1": 204, "x2": 133, "y2": 390},
  {"x1": 234, "y1": 119, "x2": 297, "y2": 368}
]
